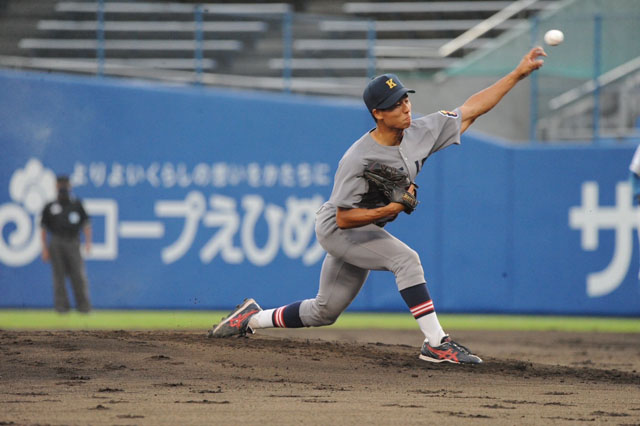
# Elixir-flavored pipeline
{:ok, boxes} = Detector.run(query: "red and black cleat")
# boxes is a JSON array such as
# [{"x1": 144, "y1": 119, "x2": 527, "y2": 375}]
[
  {"x1": 207, "y1": 298, "x2": 262, "y2": 338},
  {"x1": 419, "y1": 336, "x2": 483, "y2": 364}
]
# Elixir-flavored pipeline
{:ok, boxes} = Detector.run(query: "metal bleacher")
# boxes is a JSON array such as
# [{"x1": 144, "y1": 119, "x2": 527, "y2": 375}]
[
  {"x1": 0, "y1": 1, "x2": 287, "y2": 84},
  {"x1": 334, "y1": 1, "x2": 554, "y2": 63},
  {"x1": 0, "y1": 0, "x2": 559, "y2": 96},
  {"x1": 267, "y1": 0, "x2": 558, "y2": 88},
  {"x1": 538, "y1": 56, "x2": 640, "y2": 140}
]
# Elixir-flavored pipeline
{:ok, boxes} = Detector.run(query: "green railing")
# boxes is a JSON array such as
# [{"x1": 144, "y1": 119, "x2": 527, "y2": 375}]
[{"x1": 443, "y1": 2, "x2": 640, "y2": 142}]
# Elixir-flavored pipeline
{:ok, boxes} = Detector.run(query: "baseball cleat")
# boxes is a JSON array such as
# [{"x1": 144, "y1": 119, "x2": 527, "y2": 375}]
[
  {"x1": 419, "y1": 336, "x2": 483, "y2": 364},
  {"x1": 207, "y1": 298, "x2": 262, "y2": 338}
]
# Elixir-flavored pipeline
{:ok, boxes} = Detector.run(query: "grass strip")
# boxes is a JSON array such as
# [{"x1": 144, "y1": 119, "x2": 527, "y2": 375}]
[{"x1": 0, "y1": 309, "x2": 638, "y2": 333}]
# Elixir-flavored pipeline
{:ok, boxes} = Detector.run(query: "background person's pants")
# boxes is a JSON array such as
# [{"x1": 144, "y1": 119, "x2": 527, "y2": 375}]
[{"x1": 48, "y1": 235, "x2": 91, "y2": 313}]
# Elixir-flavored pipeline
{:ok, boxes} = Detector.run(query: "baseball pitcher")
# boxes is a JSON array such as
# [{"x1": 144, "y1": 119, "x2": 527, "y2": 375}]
[{"x1": 208, "y1": 47, "x2": 547, "y2": 364}]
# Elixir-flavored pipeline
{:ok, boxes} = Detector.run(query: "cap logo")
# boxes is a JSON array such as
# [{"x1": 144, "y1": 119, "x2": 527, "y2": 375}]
[{"x1": 385, "y1": 78, "x2": 397, "y2": 89}]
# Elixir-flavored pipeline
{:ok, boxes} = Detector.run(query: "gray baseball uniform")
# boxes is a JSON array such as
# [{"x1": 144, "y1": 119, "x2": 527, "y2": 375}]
[
  {"x1": 212, "y1": 56, "x2": 540, "y2": 362},
  {"x1": 297, "y1": 109, "x2": 462, "y2": 326}
]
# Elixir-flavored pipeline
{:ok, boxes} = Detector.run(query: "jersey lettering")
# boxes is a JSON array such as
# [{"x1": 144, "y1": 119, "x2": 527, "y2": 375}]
[{"x1": 415, "y1": 157, "x2": 429, "y2": 174}]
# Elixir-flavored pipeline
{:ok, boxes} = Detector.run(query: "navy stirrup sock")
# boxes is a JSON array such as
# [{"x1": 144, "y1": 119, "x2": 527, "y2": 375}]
[
  {"x1": 400, "y1": 283, "x2": 435, "y2": 319},
  {"x1": 272, "y1": 301, "x2": 304, "y2": 328}
]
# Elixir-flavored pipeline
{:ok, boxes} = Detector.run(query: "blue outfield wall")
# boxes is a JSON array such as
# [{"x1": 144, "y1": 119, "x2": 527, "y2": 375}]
[{"x1": 1, "y1": 69, "x2": 639, "y2": 315}]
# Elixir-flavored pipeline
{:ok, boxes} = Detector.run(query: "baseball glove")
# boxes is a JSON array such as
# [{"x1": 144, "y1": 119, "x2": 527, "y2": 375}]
[{"x1": 362, "y1": 162, "x2": 418, "y2": 214}]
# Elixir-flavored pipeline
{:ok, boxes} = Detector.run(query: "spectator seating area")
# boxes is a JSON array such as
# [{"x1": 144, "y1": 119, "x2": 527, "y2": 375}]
[
  {"x1": 538, "y1": 56, "x2": 640, "y2": 140},
  {"x1": 0, "y1": 0, "x2": 559, "y2": 95}
]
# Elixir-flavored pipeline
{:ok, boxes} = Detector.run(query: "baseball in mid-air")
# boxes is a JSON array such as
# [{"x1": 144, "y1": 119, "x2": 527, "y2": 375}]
[{"x1": 544, "y1": 29, "x2": 564, "y2": 46}]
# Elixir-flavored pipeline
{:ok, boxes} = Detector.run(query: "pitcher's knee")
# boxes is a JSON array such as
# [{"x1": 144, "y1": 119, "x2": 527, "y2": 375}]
[
  {"x1": 302, "y1": 300, "x2": 341, "y2": 326},
  {"x1": 312, "y1": 306, "x2": 340, "y2": 326},
  {"x1": 311, "y1": 316, "x2": 337, "y2": 327},
  {"x1": 405, "y1": 248, "x2": 421, "y2": 265},
  {"x1": 393, "y1": 249, "x2": 425, "y2": 289}
]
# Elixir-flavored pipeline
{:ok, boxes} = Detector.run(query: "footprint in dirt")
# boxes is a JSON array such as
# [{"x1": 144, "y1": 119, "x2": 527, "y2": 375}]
[
  {"x1": 147, "y1": 355, "x2": 171, "y2": 360},
  {"x1": 97, "y1": 388, "x2": 123, "y2": 393},
  {"x1": 102, "y1": 363, "x2": 127, "y2": 370},
  {"x1": 590, "y1": 411, "x2": 630, "y2": 417},
  {"x1": 89, "y1": 404, "x2": 109, "y2": 410}
]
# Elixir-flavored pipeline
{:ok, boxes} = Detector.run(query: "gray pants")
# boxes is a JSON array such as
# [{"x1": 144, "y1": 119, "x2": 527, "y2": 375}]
[
  {"x1": 48, "y1": 235, "x2": 91, "y2": 313},
  {"x1": 299, "y1": 206, "x2": 425, "y2": 327}
]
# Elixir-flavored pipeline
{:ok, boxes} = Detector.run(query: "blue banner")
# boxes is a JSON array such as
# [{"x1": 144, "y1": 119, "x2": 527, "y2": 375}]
[{"x1": 1, "y1": 70, "x2": 638, "y2": 315}]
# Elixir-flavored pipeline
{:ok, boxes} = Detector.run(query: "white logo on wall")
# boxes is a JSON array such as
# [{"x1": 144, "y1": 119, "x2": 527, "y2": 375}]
[
  {"x1": 0, "y1": 159, "x2": 56, "y2": 266},
  {"x1": 569, "y1": 181, "x2": 639, "y2": 297},
  {"x1": 1, "y1": 158, "x2": 326, "y2": 267}
]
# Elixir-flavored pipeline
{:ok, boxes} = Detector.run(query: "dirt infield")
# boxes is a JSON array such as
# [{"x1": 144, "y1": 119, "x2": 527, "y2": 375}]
[{"x1": 1, "y1": 328, "x2": 639, "y2": 425}]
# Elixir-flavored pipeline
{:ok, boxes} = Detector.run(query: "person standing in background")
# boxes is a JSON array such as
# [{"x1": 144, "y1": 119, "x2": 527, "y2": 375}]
[
  {"x1": 629, "y1": 145, "x2": 640, "y2": 278},
  {"x1": 41, "y1": 175, "x2": 92, "y2": 313}
]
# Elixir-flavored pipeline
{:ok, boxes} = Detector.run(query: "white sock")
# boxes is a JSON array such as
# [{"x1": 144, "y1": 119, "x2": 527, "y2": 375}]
[
  {"x1": 248, "y1": 309, "x2": 275, "y2": 330},
  {"x1": 416, "y1": 312, "x2": 447, "y2": 346}
]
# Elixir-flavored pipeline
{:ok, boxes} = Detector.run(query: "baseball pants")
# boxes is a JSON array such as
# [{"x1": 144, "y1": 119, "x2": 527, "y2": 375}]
[
  {"x1": 48, "y1": 235, "x2": 91, "y2": 313},
  {"x1": 298, "y1": 206, "x2": 425, "y2": 326}
]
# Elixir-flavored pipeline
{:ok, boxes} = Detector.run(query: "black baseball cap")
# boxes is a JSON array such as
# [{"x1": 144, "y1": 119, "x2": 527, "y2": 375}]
[{"x1": 363, "y1": 73, "x2": 415, "y2": 112}]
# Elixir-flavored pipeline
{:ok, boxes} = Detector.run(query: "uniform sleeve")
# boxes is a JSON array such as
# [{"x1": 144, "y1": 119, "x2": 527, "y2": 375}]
[
  {"x1": 40, "y1": 204, "x2": 51, "y2": 229},
  {"x1": 411, "y1": 108, "x2": 462, "y2": 155},
  {"x1": 329, "y1": 154, "x2": 368, "y2": 209},
  {"x1": 429, "y1": 108, "x2": 462, "y2": 154},
  {"x1": 77, "y1": 201, "x2": 90, "y2": 226}
]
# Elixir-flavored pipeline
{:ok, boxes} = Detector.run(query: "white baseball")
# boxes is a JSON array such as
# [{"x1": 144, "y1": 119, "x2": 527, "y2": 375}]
[{"x1": 544, "y1": 29, "x2": 564, "y2": 46}]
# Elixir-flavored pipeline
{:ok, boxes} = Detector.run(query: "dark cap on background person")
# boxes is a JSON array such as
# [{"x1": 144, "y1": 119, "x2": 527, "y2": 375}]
[
  {"x1": 56, "y1": 175, "x2": 71, "y2": 201},
  {"x1": 363, "y1": 74, "x2": 415, "y2": 112}
]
